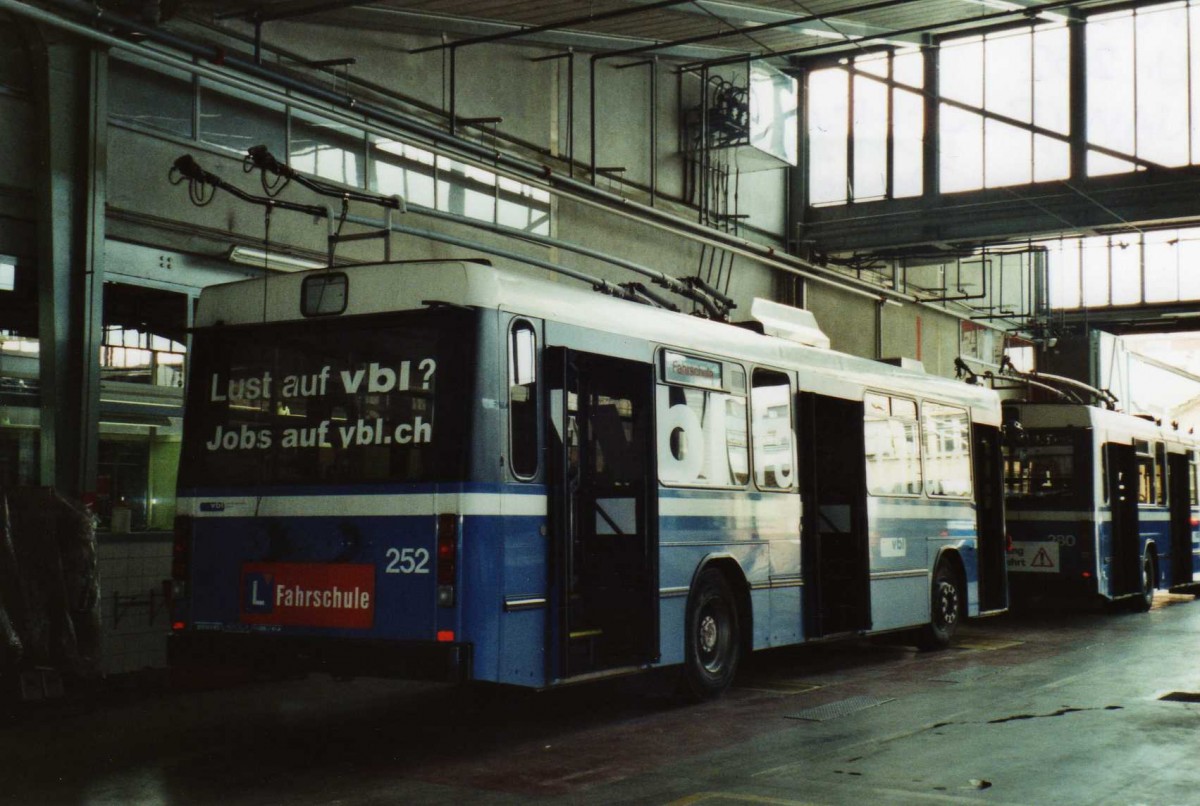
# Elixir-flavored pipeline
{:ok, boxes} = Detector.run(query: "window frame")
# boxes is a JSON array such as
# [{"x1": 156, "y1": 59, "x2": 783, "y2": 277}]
[
  {"x1": 864, "y1": 390, "x2": 924, "y2": 498},
  {"x1": 654, "y1": 348, "x2": 750, "y2": 490},
  {"x1": 750, "y1": 366, "x2": 796, "y2": 492},
  {"x1": 507, "y1": 318, "x2": 539, "y2": 481}
]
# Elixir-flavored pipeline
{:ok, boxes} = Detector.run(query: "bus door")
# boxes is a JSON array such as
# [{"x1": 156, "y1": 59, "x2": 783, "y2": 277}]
[
  {"x1": 972, "y1": 424, "x2": 1008, "y2": 612},
  {"x1": 1168, "y1": 452, "x2": 1193, "y2": 586},
  {"x1": 798, "y1": 392, "x2": 871, "y2": 638},
  {"x1": 546, "y1": 347, "x2": 659, "y2": 681},
  {"x1": 1106, "y1": 443, "x2": 1141, "y2": 597}
]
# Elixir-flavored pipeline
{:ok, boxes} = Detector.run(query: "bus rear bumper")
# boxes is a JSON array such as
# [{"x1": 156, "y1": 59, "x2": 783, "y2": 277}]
[{"x1": 168, "y1": 631, "x2": 472, "y2": 683}]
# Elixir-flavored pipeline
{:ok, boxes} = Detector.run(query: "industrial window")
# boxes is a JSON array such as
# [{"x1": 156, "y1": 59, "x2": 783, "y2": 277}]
[
  {"x1": 370, "y1": 139, "x2": 550, "y2": 235},
  {"x1": 1046, "y1": 225, "x2": 1200, "y2": 309},
  {"x1": 939, "y1": 23, "x2": 1070, "y2": 193},
  {"x1": 750, "y1": 369, "x2": 792, "y2": 490},
  {"x1": 199, "y1": 80, "x2": 285, "y2": 159},
  {"x1": 497, "y1": 176, "x2": 551, "y2": 234},
  {"x1": 101, "y1": 326, "x2": 186, "y2": 388},
  {"x1": 370, "y1": 137, "x2": 436, "y2": 207},
  {"x1": 922, "y1": 402, "x2": 972, "y2": 498},
  {"x1": 508, "y1": 320, "x2": 538, "y2": 479},
  {"x1": 864, "y1": 392, "x2": 922, "y2": 496},
  {"x1": 437, "y1": 157, "x2": 496, "y2": 225},
  {"x1": 109, "y1": 56, "x2": 194, "y2": 139},
  {"x1": 1086, "y1": 2, "x2": 1200, "y2": 176},
  {"x1": 807, "y1": 49, "x2": 924, "y2": 205},
  {"x1": 290, "y1": 110, "x2": 366, "y2": 189},
  {"x1": 108, "y1": 56, "x2": 552, "y2": 234}
]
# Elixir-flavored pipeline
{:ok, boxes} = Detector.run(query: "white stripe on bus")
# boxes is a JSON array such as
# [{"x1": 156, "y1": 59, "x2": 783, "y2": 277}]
[{"x1": 178, "y1": 492, "x2": 799, "y2": 521}]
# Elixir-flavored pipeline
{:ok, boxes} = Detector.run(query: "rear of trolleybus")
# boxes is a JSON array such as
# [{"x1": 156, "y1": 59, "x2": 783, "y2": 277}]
[
  {"x1": 1003, "y1": 403, "x2": 1200, "y2": 609},
  {"x1": 169, "y1": 267, "x2": 483, "y2": 682}
]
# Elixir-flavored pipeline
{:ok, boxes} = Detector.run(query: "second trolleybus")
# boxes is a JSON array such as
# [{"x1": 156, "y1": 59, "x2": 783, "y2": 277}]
[
  {"x1": 169, "y1": 260, "x2": 1008, "y2": 697},
  {"x1": 1003, "y1": 401, "x2": 1200, "y2": 610}
]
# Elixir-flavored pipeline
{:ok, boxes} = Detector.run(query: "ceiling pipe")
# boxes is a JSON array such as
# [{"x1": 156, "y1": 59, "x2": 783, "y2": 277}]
[
  {"x1": 28, "y1": 0, "x2": 903, "y2": 304},
  {"x1": 14, "y1": 0, "x2": 1026, "y2": 327}
]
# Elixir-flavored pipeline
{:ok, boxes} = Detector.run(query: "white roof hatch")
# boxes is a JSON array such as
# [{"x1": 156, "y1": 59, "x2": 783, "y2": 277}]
[{"x1": 749, "y1": 297, "x2": 830, "y2": 349}]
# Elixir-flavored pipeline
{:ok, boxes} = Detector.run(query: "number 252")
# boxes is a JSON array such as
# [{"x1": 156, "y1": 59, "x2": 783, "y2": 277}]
[{"x1": 385, "y1": 547, "x2": 430, "y2": 574}]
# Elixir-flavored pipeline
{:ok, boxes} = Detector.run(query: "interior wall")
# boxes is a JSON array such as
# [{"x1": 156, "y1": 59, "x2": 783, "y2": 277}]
[{"x1": 0, "y1": 16, "x2": 36, "y2": 260}]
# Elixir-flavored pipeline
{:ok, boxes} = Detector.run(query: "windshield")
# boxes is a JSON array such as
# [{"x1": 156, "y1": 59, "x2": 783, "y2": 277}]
[
  {"x1": 1003, "y1": 428, "x2": 1090, "y2": 508},
  {"x1": 179, "y1": 308, "x2": 475, "y2": 489}
]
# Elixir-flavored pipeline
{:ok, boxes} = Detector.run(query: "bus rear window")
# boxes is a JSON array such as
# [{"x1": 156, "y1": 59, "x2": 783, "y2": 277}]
[
  {"x1": 179, "y1": 309, "x2": 474, "y2": 488},
  {"x1": 1004, "y1": 428, "x2": 1089, "y2": 508}
]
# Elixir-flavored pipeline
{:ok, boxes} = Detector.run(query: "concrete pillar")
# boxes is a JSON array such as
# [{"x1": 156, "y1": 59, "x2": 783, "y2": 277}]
[{"x1": 33, "y1": 35, "x2": 105, "y2": 497}]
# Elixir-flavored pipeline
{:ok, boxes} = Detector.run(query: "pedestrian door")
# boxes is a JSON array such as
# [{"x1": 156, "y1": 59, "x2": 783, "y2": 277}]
[
  {"x1": 1106, "y1": 443, "x2": 1141, "y2": 597},
  {"x1": 1168, "y1": 452, "x2": 1193, "y2": 587},
  {"x1": 546, "y1": 348, "x2": 658, "y2": 681},
  {"x1": 798, "y1": 392, "x2": 871, "y2": 638}
]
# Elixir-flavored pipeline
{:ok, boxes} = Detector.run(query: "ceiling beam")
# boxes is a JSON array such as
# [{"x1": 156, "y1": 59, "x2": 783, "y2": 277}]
[
  {"x1": 323, "y1": 6, "x2": 747, "y2": 60},
  {"x1": 622, "y1": 0, "x2": 924, "y2": 45}
]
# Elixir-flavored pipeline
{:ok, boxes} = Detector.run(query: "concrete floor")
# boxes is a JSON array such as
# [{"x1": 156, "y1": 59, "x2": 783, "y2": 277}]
[{"x1": 4, "y1": 594, "x2": 1200, "y2": 805}]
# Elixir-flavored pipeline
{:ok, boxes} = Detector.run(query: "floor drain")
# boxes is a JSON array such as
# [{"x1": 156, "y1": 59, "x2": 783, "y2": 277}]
[
  {"x1": 787, "y1": 695, "x2": 895, "y2": 722},
  {"x1": 1159, "y1": 692, "x2": 1200, "y2": 703}
]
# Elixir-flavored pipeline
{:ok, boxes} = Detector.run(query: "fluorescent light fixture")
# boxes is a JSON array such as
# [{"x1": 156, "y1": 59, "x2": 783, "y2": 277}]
[{"x1": 228, "y1": 246, "x2": 326, "y2": 271}]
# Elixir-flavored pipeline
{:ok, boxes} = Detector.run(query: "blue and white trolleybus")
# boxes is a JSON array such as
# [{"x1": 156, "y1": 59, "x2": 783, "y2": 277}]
[
  {"x1": 1003, "y1": 401, "x2": 1200, "y2": 610},
  {"x1": 169, "y1": 260, "x2": 1008, "y2": 697}
]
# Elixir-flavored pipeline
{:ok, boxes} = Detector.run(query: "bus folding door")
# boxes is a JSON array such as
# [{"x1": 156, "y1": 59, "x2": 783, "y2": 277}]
[
  {"x1": 972, "y1": 424, "x2": 1008, "y2": 613},
  {"x1": 545, "y1": 347, "x2": 659, "y2": 682},
  {"x1": 1105, "y1": 443, "x2": 1141, "y2": 598},
  {"x1": 798, "y1": 392, "x2": 871, "y2": 638},
  {"x1": 1167, "y1": 452, "x2": 1194, "y2": 588}
]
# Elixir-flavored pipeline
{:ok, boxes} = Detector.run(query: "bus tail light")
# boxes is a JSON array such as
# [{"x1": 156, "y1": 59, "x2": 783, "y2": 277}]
[
  {"x1": 171, "y1": 516, "x2": 193, "y2": 629},
  {"x1": 436, "y1": 513, "x2": 457, "y2": 607},
  {"x1": 172, "y1": 516, "x2": 193, "y2": 583},
  {"x1": 1005, "y1": 532, "x2": 1014, "y2": 552}
]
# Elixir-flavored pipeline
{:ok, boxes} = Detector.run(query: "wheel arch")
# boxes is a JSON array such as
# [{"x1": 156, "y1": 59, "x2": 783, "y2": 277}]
[
  {"x1": 1143, "y1": 540, "x2": 1160, "y2": 586},
  {"x1": 691, "y1": 554, "x2": 753, "y2": 655},
  {"x1": 932, "y1": 547, "x2": 968, "y2": 611}
]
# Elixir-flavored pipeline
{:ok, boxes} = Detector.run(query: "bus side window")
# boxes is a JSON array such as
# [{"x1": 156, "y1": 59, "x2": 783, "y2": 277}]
[
  {"x1": 509, "y1": 320, "x2": 538, "y2": 479},
  {"x1": 1135, "y1": 440, "x2": 1153, "y2": 504},
  {"x1": 922, "y1": 401, "x2": 972, "y2": 498},
  {"x1": 864, "y1": 394, "x2": 922, "y2": 496},
  {"x1": 1155, "y1": 442, "x2": 1167, "y2": 505},
  {"x1": 751, "y1": 369, "x2": 794, "y2": 490},
  {"x1": 1191, "y1": 454, "x2": 1198, "y2": 506}
]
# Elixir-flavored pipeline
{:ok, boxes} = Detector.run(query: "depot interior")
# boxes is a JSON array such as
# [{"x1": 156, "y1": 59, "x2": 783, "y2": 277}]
[{"x1": 3, "y1": 1, "x2": 1200, "y2": 676}]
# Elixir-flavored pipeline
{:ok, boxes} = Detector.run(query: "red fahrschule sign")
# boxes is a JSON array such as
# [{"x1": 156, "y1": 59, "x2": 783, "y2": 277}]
[{"x1": 240, "y1": 563, "x2": 375, "y2": 629}]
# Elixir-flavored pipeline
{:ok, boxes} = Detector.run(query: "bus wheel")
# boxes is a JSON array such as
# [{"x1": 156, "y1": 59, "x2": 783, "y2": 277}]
[
  {"x1": 917, "y1": 561, "x2": 962, "y2": 651},
  {"x1": 1132, "y1": 553, "x2": 1156, "y2": 613},
  {"x1": 680, "y1": 568, "x2": 741, "y2": 700}
]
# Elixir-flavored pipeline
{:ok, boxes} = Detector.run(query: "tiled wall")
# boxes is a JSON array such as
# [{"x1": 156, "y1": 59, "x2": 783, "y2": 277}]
[{"x1": 96, "y1": 532, "x2": 172, "y2": 676}]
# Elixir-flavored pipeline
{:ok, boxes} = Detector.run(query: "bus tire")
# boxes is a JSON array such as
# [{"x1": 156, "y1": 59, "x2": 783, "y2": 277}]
[
  {"x1": 917, "y1": 560, "x2": 963, "y2": 651},
  {"x1": 1132, "y1": 552, "x2": 1156, "y2": 613},
  {"x1": 679, "y1": 568, "x2": 741, "y2": 700}
]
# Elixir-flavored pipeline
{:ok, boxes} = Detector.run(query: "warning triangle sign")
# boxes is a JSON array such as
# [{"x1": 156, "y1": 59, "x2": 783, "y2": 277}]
[{"x1": 1031, "y1": 547, "x2": 1056, "y2": 568}]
